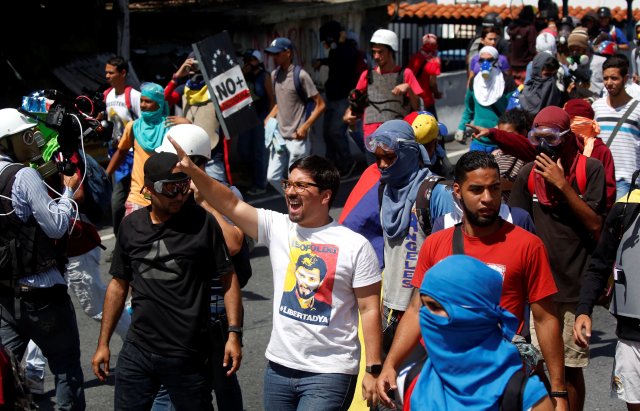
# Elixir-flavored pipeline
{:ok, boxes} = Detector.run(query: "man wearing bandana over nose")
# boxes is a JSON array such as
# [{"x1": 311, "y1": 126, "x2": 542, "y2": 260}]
[{"x1": 509, "y1": 106, "x2": 607, "y2": 411}]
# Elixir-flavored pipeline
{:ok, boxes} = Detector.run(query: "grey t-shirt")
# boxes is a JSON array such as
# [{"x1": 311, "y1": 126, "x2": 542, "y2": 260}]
[{"x1": 273, "y1": 65, "x2": 318, "y2": 138}]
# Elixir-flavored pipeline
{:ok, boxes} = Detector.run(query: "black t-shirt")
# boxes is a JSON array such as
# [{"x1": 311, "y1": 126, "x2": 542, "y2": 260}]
[
  {"x1": 509, "y1": 159, "x2": 606, "y2": 302},
  {"x1": 111, "y1": 202, "x2": 233, "y2": 358}
]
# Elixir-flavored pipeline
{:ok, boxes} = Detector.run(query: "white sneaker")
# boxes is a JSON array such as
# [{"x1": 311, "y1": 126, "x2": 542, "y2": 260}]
[{"x1": 25, "y1": 375, "x2": 44, "y2": 395}]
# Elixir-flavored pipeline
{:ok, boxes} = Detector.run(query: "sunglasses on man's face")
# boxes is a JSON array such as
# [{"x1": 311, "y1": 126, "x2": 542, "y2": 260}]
[
  {"x1": 153, "y1": 178, "x2": 191, "y2": 198},
  {"x1": 479, "y1": 57, "x2": 496, "y2": 64}
]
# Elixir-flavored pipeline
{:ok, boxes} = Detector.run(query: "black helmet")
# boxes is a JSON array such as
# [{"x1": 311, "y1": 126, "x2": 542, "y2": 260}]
[
  {"x1": 482, "y1": 12, "x2": 503, "y2": 29},
  {"x1": 598, "y1": 7, "x2": 612, "y2": 18}
]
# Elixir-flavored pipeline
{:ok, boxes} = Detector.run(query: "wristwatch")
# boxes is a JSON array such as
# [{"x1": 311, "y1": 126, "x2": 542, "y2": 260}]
[
  {"x1": 365, "y1": 364, "x2": 382, "y2": 375},
  {"x1": 228, "y1": 326, "x2": 243, "y2": 338}
]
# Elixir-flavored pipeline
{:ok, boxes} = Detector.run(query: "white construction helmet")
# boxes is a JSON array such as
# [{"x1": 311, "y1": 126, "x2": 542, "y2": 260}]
[
  {"x1": 370, "y1": 29, "x2": 399, "y2": 52},
  {"x1": 156, "y1": 124, "x2": 211, "y2": 160},
  {"x1": 0, "y1": 108, "x2": 38, "y2": 139}
]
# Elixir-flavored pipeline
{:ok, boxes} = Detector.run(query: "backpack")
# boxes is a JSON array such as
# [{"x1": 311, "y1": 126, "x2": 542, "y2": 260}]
[
  {"x1": 273, "y1": 65, "x2": 316, "y2": 119},
  {"x1": 0, "y1": 345, "x2": 38, "y2": 410},
  {"x1": 378, "y1": 175, "x2": 452, "y2": 236},
  {"x1": 527, "y1": 154, "x2": 587, "y2": 197},
  {"x1": 103, "y1": 86, "x2": 138, "y2": 120},
  {"x1": 81, "y1": 154, "x2": 112, "y2": 223},
  {"x1": 231, "y1": 238, "x2": 253, "y2": 288}
]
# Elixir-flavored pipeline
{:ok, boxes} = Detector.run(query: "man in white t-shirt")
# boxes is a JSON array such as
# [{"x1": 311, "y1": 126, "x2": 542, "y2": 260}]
[
  {"x1": 593, "y1": 54, "x2": 640, "y2": 199},
  {"x1": 103, "y1": 55, "x2": 141, "y2": 256},
  {"x1": 169, "y1": 140, "x2": 383, "y2": 410}
]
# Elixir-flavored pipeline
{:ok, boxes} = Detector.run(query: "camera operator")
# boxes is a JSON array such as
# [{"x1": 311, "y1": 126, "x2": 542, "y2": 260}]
[{"x1": 0, "y1": 108, "x2": 85, "y2": 410}]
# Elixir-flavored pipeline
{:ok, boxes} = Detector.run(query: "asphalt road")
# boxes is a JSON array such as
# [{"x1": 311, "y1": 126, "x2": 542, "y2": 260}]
[{"x1": 33, "y1": 144, "x2": 623, "y2": 410}]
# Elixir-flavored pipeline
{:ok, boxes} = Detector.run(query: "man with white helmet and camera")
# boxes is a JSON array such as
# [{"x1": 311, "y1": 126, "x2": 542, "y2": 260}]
[
  {"x1": 0, "y1": 108, "x2": 85, "y2": 410},
  {"x1": 343, "y1": 29, "x2": 423, "y2": 164}
]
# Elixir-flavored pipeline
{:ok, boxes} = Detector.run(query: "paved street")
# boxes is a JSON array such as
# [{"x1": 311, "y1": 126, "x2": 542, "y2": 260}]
[{"x1": 32, "y1": 147, "x2": 624, "y2": 410}]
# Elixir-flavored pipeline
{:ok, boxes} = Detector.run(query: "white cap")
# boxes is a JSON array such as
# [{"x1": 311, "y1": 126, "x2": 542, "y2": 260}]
[
  {"x1": 370, "y1": 29, "x2": 399, "y2": 52},
  {"x1": 536, "y1": 32, "x2": 557, "y2": 55},
  {"x1": 156, "y1": 124, "x2": 211, "y2": 160},
  {"x1": 0, "y1": 108, "x2": 37, "y2": 139}
]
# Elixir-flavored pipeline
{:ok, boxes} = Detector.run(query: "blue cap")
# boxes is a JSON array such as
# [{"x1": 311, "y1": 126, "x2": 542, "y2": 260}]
[{"x1": 265, "y1": 37, "x2": 293, "y2": 54}]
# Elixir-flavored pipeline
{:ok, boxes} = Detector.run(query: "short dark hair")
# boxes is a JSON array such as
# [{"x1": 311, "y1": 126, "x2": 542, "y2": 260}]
[
  {"x1": 481, "y1": 26, "x2": 500, "y2": 39},
  {"x1": 289, "y1": 155, "x2": 340, "y2": 207},
  {"x1": 454, "y1": 151, "x2": 500, "y2": 184},
  {"x1": 603, "y1": 53, "x2": 629, "y2": 77},
  {"x1": 498, "y1": 108, "x2": 532, "y2": 135},
  {"x1": 106, "y1": 56, "x2": 128, "y2": 73}
]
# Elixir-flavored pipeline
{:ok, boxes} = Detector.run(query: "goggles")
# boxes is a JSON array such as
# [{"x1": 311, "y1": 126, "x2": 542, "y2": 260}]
[
  {"x1": 527, "y1": 127, "x2": 570, "y2": 147},
  {"x1": 364, "y1": 132, "x2": 412, "y2": 153},
  {"x1": 281, "y1": 179, "x2": 322, "y2": 193},
  {"x1": 478, "y1": 57, "x2": 496, "y2": 64},
  {"x1": 151, "y1": 178, "x2": 191, "y2": 198}
]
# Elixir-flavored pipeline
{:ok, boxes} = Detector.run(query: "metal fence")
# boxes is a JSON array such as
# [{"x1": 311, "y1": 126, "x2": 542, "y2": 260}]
[{"x1": 388, "y1": 21, "x2": 477, "y2": 72}]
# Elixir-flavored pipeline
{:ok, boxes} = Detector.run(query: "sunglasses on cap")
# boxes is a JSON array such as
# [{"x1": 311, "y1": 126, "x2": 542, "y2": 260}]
[
  {"x1": 364, "y1": 132, "x2": 412, "y2": 153},
  {"x1": 527, "y1": 127, "x2": 570, "y2": 147},
  {"x1": 144, "y1": 178, "x2": 191, "y2": 198}
]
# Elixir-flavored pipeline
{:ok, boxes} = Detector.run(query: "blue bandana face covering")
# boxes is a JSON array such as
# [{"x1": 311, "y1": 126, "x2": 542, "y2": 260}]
[
  {"x1": 133, "y1": 82, "x2": 170, "y2": 152},
  {"x1": 370, "y1": 120, "x2": 432, "y2": 241},
  {"x1": 411, "y1": 255, "x2": 524, "y2": 411}
]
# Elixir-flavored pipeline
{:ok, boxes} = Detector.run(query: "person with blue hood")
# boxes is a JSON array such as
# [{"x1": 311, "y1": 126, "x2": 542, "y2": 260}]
[
  {"x1": 364, "y1": 119, "x2": 454, "y2": 382},
  {"x1": 406, "y1": 255, "x2": 553, "y2": 411},
  {"x1": 107, "y1": 82, "x2": 171, "y2": 214}
]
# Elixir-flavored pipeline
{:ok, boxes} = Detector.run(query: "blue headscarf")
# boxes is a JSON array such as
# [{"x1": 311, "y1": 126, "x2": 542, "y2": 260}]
[
  {"x1": 411, "y1": 255, "x2": 523, "y2": 411},
  {"x1": 374, "y1": 120, "x2": 431, "y2": 240},
  {"x1": 133, "y1": 82, "x2": 170, "y2": 152}
]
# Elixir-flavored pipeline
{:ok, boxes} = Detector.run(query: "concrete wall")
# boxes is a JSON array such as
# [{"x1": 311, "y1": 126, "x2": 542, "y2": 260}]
[{"x1": 434, "y1": 70, "x2": 467, "y2": 137}]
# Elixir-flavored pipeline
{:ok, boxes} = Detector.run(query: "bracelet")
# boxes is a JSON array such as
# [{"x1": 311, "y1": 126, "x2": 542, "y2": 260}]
[
  {"x1": 172, "y1": 73, "x2": 179, "y2": 81},
  {"x1": 549, "y1": 391, "x2": 569, "y2": 398}
]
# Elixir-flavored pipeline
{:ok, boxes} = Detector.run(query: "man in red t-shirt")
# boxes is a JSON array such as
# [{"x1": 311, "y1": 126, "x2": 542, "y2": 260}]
[
  {"x1": 375, "y1": 151, "x2": 569, "y2": 411},
  {"x1": 407, "y1": 33, "x2": 442, "y2": 117}
]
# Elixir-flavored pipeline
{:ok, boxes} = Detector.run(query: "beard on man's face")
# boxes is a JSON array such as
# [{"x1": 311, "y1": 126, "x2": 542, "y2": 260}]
[{"x1": 460, "y1": 196, "x2": 499, "y2": 227}]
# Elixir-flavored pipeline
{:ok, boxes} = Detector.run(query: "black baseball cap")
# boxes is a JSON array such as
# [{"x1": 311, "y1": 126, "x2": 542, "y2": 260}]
[{"x1": 143, "y1": 152, "x2": 187, "y2": 188}]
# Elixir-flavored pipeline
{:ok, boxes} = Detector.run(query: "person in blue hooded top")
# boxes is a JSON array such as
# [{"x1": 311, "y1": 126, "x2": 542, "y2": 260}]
[
  {"x1": 410, "y1": 255, "x2": 553, "y2": 411},
  {"x1": 361, "y1": 119, "x2": 455, "y2": 369}
]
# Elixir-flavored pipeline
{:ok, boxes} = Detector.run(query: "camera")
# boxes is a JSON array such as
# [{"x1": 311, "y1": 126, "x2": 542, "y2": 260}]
[{"x1": 20, "y1": 89, "x2": 113, "y2": 177}]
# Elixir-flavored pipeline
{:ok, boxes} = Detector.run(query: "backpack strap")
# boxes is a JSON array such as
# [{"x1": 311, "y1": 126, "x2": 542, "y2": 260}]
[
  {"x1": 415, "y1": 175, "x2": 445, "y2": 236},
  {"x1": 396, "y1": 68, "x2": 406, "y2": 86},
  {"x1": 527, "y1": 167, "x2": 535, "y2": 197},
  {"x1": 123, "y1": 86, "x2": 137, "y2": 120},
  {"x1": 367, "y1": 68, "x2": 373, "y2": 85},
  {"x1": 293, "y1": 65, "x2": 307, "y2": 103},
  {"x1": 606, "y1": 100, "x2": 640, "y2": 147},
  {"x1": 452, "y1": 223, "x2": 465, "y2": 255},
  {"x1": 102, "y1": 87, "x2": 113, "y2": 101},
  {"x1": 576, "y1": 154, "x2": 587, "y2": 196},
  {"x1": 272, "y1": 67, "x2": 280, "y2": 104},
  {"x1": 499, "y1": 368, "x2": 527, "y2": 411}
]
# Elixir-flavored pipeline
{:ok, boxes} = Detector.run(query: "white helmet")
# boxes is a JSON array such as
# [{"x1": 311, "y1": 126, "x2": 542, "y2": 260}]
[
  {"x1": 155, "y1": 124, "x2": 211, "y2": 160},
  {"x1": 370, "y1": 29, "x2": 399, "y2": 52},
  {"x1": 0, "y1": 108, "x2": 37, "y2": 140}
]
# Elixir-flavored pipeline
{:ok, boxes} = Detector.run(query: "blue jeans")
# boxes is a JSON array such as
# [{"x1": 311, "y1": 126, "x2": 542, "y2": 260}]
[
  {"x1": 115, "y1": 340, "x2": 213, "y2": 411},
  {"x1": 0, "y1": 286, "x2": 85, "y2": 411},
  {"x1": 263, "y1": 361, "x2": 357, "y2": 411},
  {"x1": 323, "y1": 99, "x2": 353, "y2": 172},
  {"x1": 205, "y1": 148, "x2": 228, "y2": 184},
  {"x1": 616, "y1": 179, "x2": 632, "y2": 201}
]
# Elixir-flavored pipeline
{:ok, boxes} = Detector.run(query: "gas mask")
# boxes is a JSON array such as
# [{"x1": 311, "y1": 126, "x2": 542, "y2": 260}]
[
  {"x1": 536, "y1": 138, "x2": 559, "y2": 161},
  {"x1": 4, "y1": 127, "x2": 57, "y2": 177},
  {"x1": 567, "y1": 54, "x2": 589, "y2": 66},
  {"x1": 479, "y1": 58, "x2": 495, "y2": 79}
]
